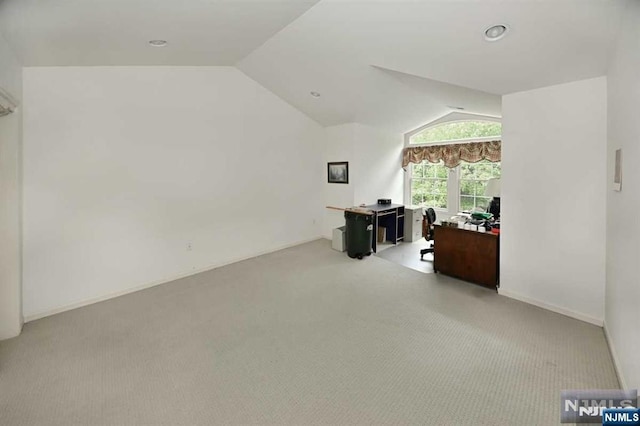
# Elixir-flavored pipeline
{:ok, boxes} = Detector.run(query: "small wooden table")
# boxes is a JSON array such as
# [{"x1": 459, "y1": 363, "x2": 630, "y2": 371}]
[{"x1": 433, "y1": 225, "x2": 499, "y2": 289}]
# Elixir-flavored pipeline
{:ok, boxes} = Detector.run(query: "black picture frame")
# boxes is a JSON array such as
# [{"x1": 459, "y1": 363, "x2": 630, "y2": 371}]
[{"x1": 327, "y1": 161, "x2": 349, "y2": 184}]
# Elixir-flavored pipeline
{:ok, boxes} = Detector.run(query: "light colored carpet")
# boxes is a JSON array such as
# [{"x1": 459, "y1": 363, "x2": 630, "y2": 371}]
[{"x1": 0, "y1": 239, "x2": 618, "y2": 425}]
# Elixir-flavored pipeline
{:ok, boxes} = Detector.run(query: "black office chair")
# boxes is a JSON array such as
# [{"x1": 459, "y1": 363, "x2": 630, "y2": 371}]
[{"x1": 420, "y1": 208, "x2": 436, "y2": 261}]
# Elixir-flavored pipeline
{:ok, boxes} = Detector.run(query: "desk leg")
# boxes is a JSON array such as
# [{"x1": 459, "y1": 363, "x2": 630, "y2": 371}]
[
  {"x1": 391, "y1": 212, "x2": 397, "y2": 244},
  {"x1": 372, "y1": 213, "x2": 378, "y2": 253}
]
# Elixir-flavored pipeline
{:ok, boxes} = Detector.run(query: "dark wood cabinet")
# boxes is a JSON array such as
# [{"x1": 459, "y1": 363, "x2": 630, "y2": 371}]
[{"x1": 433, "y1": 225, "x2": 499, "y2": 289}]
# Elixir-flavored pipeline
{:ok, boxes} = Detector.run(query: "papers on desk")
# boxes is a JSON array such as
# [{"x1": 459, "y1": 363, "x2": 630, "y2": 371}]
[{"x1": 450, "y1": 214, "x2": 470, "y2": 222}]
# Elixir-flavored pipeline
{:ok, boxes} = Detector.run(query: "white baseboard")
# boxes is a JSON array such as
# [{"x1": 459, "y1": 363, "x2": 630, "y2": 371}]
[
  {"x1": 24, "y1": 236, "x2": 323, "y2": 323},
  {"x1": 499, "y1": 289, "x2": 603, "y2": 327},
  {"x1": 603, "y1": 322, "x2": 628, "y2": 390}
]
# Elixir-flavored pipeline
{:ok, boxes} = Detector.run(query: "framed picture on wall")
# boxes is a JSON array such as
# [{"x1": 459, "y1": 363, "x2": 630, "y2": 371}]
[{"x1": 327, "y1": 162, "x2": 349, "y2": 184}]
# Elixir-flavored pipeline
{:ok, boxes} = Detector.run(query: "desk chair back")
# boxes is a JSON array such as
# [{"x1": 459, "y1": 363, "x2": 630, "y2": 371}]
[
  {"x1": 420, "y1": 208, "x2": 436, "y2": 260},
  {"x1": 422, "y1": 208, "x2": 436, "y2": 240}
]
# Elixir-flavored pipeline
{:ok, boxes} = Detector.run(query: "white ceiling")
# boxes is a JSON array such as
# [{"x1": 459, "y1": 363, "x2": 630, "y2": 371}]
[
  {"x1": 0, "y1": 0, "x2": 629, "y2": 133},
  {"x1": 0, "y1": 0, "x2": 320, "y2": 66},
  {"x1": 238, "y1": 0, "x2": 627, "y2": 132}
]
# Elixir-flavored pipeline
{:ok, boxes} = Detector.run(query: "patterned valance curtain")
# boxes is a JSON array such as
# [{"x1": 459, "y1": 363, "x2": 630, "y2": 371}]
[{"x1": 402, "y1": 140, "x2": 501, "y2": 169}]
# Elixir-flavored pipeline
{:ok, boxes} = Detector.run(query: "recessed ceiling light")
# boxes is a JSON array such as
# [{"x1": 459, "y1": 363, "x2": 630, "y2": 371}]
[
  {"x1": 310, "y1": 91, "x2": 321, "y2": 98},
  {"x1": 149, "y1": 40, "x2": 168, "y2": 47},
  {"x1": 484, "y1": 24, "x2": 509, "y2": 42}
]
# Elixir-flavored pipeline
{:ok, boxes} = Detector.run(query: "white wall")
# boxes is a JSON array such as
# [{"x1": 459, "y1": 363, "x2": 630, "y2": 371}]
[
  {"x1": 22, "y1": 66, "x2": 324, "y2": 319},
  {"x1": 323, "y1": 124, "x2": 356, "y2": 238},
  {"x1": 501, "y1": 76, "x2": 607, "y2": 325},
  {"x1": 0, "y1": 33, "x2": 23, "y2": 339},
  {"x1": 352, "y1": 124, "x2": 403, "y2": 207},
  {"x1": 322, "y1": 123, "x2": 403, "y2": 239},
  {"x1": 605, "y1": 0, "x2": 640, "y2": 390}
]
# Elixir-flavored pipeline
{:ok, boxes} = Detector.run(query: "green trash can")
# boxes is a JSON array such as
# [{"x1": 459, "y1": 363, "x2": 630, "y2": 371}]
[{"x1": 344, "y1": 209, "x2": 374, "y2": 259}]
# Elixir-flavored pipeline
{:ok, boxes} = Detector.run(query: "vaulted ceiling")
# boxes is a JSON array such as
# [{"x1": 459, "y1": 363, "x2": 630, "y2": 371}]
[
  {"x1": 0, "y1": 0, "x2": 629, "y2": 133},
  {"x1": 0, "y1": 0, "x2": 320, "y2": 66}
]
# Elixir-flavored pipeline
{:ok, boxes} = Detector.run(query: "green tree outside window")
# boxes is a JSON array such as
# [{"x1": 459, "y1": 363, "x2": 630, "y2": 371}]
[
  {"x1": 408, "y1": 120, "x2": 502, "y2": 211},
  {"x1": 410, "y1": 121, "x2": 501, "y2": 145}
]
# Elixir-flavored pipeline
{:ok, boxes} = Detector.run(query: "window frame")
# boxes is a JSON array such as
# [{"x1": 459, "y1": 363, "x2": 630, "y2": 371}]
[
  {"x1": 409, "y1": 161, "x2": 450, "y2": 209},
  {"x1": 403, "y1": 113, "x2": 501, "y2": 214},
  {"x1": 458, "y1": 161, "x2": 502, "y2": 212},
  {"x1": 404, "y1": 112, "x2": 501, "y2": 148},
  {"x1": 405, "y1": 161, "x2": 501, "y2": 214},
  {"x1": 406, "y1": 122, "x2": 502, "y2": 147}
]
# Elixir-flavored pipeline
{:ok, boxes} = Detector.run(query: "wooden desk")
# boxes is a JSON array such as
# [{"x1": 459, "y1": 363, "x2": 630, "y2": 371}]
[
  {"x1": 363, "y1": 204, "x2": 404, "y2": 253},
  {"x1": 433, "y1": 225, "x2": 499, "y2": 289}
]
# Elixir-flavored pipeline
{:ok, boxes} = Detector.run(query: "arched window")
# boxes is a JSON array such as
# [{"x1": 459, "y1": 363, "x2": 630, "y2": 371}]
[
  {"x1": 405, "y1": 116, "x2": 502, "y2": 213},
  {"x1": 409, "y1": 120, "x2": 501, "y2": 145}
]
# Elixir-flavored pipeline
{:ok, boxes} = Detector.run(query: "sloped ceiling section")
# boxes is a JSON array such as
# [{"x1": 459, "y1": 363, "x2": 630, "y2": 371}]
[
  {"x1": 0, "y1": 0, "x2": 320, "y2": 66},
  {"x1": 238, "y1": 39, "x2": 502, "y2": 133},
  {"x1": 370, "y1": 66, "x2": 501, "y2": 130},
  {"x1": 238, "y1": 0, "x2": 625, "y2": 132},
  {"x1": 0, "y1": 0, "x2": 627, "y2": 133}
]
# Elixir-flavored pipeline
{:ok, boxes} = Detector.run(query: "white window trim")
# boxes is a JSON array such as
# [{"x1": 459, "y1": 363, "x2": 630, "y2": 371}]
[
  {"x1": 403, "y1": 111, "x2": 501, "y2": 147},
  {"x1": 458, "y1": 172, "x2": 496, "y2": 211},
  {"x1": 403, "y1": 112, "x2": 502, "y2": 213},
  {"x1": 404, "y1": 163, "x2": 456, "y2": 213},
  {"x1": 406, "y1": 162, "x2": 451, "y2": 211},
  {"x1": 404, "y1": 161, "x2": 501, "y2": 214}
]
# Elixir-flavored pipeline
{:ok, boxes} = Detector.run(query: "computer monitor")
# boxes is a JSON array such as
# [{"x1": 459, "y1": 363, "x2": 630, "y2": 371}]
[
  {"x1": 484, "y1": 178, "x2": 501, "y2": 220},
  {"x1": 488, "y1": 197, "x2": 500, "y2": 219}
]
